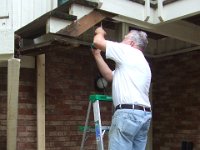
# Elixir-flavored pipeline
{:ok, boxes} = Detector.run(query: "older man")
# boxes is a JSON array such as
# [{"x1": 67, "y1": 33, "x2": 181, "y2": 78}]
[{"x1": 91, "y1": 27, "x2": 152, "y2": 150}]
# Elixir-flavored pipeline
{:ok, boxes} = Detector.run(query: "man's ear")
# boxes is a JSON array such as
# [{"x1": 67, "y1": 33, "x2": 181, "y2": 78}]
[{"x1": 130, "y1": 41, "x2": 135, "y2": 47}]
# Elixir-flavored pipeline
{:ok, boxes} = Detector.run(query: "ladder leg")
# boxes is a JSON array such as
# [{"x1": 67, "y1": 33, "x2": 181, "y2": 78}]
[
  {"x1": 80, "y1": 101, "x2": 92, "y2": 150},
  {"x1": 93, "y1": 100, "x2": 104, "y2": 150}
]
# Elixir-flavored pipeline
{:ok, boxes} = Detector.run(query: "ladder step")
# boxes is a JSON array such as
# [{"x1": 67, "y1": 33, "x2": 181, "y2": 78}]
[
  {"x1": 81, "y1": 95, "x2": 112, "y2": 150},
  {"x1": 101, "y1": 126, "x2": 110, "y2": 131},
  {"x1": 89, "y1": 94, "x2": 112, "y2": 102}
]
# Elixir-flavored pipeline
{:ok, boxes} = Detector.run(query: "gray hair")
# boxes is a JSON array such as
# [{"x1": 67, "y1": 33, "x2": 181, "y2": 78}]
[{"x1": 129, "y1": 30, "x2": 148, "y2": 51}]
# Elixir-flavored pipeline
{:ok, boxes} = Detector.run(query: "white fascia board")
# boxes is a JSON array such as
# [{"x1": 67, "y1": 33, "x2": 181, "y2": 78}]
[
  {"x1": 69, "y1": 4, "x2": 93, "y2": 19},
  {"x1": 100, "y1": 0, "x2": 154, "y2": 23},
  {"x1": 114, "y1": 16, "x2": 200, "y2": 45},
  {"x1": 46, "y1": 17, "x2": 71, "y2": 33},
  {"x1": 70, "y1": 0, "x2": 154, "y2": 23},
  {"x1": 154, "y1": 0, "x2": 200, "y2": 24},
  {"x1": 99, "y1": 0, "x2": 200, "y2": 24},
  {"x1": 114, "y1": 15, "x2": 154, "y2": 30}
]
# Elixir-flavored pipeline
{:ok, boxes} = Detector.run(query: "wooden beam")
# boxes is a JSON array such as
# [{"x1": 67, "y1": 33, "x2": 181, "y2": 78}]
[
  {"x1": 37, "y1": 54, "x2": 45, "y2": 150},
  {"x1": 7, "y1": 58, "x2": 20, "y2": 150},
  {"x1": 114, "y1": 16, "x2": 200, "y2": 45},
  {"x1": 57, "y1": 10, "x2": 114, "y2": 37}
]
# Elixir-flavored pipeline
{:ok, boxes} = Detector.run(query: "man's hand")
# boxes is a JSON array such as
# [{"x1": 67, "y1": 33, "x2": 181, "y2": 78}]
[
  {"x1": 95, "y1": 27, "x2": 106, "y2": 36},
  {"x1": 91, "y1": 48, "x2": 101, "y2": 57},
  {"x1": 93, "y1": 27, "x2": 107, "y2": 51}
]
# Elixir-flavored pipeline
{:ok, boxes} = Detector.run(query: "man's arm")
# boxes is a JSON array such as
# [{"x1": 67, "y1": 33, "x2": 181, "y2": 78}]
[
  {"x1": 93, "y1": 27, "x2": 107, "y2": 52},
  {"x1": 91, "y1": 49, "x2": 113, "y2": 82}
]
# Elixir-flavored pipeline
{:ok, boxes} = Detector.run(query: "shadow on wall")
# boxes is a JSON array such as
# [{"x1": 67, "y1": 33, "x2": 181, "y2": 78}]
[{"x1": 181, "y1": 141, "x2": 193, "y2": 150}]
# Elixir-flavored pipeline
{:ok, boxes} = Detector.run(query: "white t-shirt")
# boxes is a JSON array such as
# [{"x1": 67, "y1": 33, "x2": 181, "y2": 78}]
[{"x1": 106, "y1": 41, "x2": 151, "y2": 107}]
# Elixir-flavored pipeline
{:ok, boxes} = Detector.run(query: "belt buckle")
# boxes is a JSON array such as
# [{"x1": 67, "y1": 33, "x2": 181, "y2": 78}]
[
  {"x1": 143, "y1": 106, "x2": 145, "y2": 111},
  {"x1": 144, "y1": 106, "x2": 151, "y2": 112},
  {"x1": 132, "y1": 105, "x2": 134, "y2": 109}
]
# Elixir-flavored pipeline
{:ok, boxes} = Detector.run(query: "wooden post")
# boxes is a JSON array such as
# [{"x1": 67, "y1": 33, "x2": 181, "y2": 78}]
[
  {"x1": 7, "y1": 58, "x2": 20, "y2": 150},
  {"x1": 37, "y1": 54, "x2": 45, "y2": 150}
]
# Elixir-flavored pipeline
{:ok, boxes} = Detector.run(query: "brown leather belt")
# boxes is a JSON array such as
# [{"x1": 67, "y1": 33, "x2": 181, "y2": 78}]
[{"x1": 115, "y1": 104, "x2": 151, "y2": 112}]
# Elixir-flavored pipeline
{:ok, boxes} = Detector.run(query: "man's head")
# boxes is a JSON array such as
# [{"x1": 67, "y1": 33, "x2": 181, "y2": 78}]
[{"x1": 122, "y1": 30, "x2": 148, "y2": 51}]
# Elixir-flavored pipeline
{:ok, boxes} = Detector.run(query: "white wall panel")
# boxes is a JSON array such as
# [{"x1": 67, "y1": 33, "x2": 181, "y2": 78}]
[
  {"x1": 21, "y1": 0, "x2": 34, "y2": 27},
  {"x1": 12, "y1": 0, "x2": 21, "y2": 30},
  {"x1": 33, "y1": 0, "x2": 45, "y2": 19},
  {"x1": 0, "y1": 0, "x2": 12, "y2": 30},
  {"x1": 0, "y1": 0, "x2": 9, "y2": 18},
  {"x1": 0, "y1": 30, "x2": 14, "y2": 60},
  {"x1": 1, "y1": 0, "x2": 58, "y2": 59},
  {"x1": 12, "y1": 0, "x2": 58, "y2": 31}
]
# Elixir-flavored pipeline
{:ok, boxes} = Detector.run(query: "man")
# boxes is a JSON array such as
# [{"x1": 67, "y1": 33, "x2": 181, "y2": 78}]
[{"x1": 91, "y1": 26, "x2": 152, "y2": 150}]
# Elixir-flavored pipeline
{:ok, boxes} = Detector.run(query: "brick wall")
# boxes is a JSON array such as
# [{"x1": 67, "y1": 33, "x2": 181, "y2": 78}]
[
  {"x1": 1, "y1": 46, "x2": 199, "y2": 150},
  {"x1": 45, "y1": 46, "x2": 112, "y2": 150},
  {"x1": 150, "y1": 50, "x2": 200, "y2": 150},
  {"x1": 0, "y1": 46, "x2": 112, "y2": 150},
  {"x1": 0, "y1": 67, "x2": 7, "y2": 150},
  {"x1": 0, "y1": 67, "x2": 36, "y2": 150},
  {"x1": 17, "y1": 68, "x2": 36, "y2": 150}
]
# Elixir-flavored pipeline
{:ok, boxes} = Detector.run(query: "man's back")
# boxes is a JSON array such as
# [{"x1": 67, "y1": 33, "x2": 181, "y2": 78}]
[{"x1": 106, "y1": 41, "x2": 151, "y2": 107}]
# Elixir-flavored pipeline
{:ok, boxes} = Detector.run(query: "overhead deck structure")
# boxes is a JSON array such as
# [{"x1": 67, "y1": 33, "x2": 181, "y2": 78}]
[{"x1": 15, "y1": 0, "x2": 200, "y2": 56}]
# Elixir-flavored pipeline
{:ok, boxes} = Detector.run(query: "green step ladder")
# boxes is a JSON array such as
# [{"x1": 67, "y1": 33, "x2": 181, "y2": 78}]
[{"x1": 80, "y1": 94, "x2": 112, "y2": 150}]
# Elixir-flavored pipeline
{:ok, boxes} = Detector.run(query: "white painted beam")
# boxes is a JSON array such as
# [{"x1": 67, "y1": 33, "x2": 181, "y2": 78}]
[
  {"x1": 7, "y1": 58, "x2": 20, "y2": 150},
  {"x1": 46, "y1": 17, "x2": 71, "y2": 33},
  {"x1": 159, "y1": 0, "x2": 200, "y2": 23},
  {"x1": 97, "y1": 0, "x2": 200, "y2": 24},
  {"x1": 69, "y1": 3, "x2": 93, "y2": 19},
  {"x1": 37, "y1": 54, "x2": 45, "y2": 150},
  {"x1": 157, "y1": 0, "x2": 164, "y2": 22},
  {"x1": 114, "y1": 16, "x2": 200, "y2": 45},
  {"x1": 46, "y1": 4, "x2": 95, "y2": 35},
  {"x1": 100, "y1": 0, "x2": 152, "y2": 22},
  {"x1": 144, "y1": 0, "x2": 150, "y2": 21}
]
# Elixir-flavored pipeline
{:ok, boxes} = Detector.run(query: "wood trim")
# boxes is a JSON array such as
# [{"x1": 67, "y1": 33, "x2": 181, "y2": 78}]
[
  {"x1": 7, "y1": 58, "x2": 20, "y2": 150},
  {"x1": 37, "y1": 54, "x2": 45, "y2": 150}
]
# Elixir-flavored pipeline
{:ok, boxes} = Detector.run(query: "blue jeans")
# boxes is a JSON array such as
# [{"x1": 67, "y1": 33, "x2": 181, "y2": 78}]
[{"x1": 108, "y1": 109, "x2": 152, "y2": 150}]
